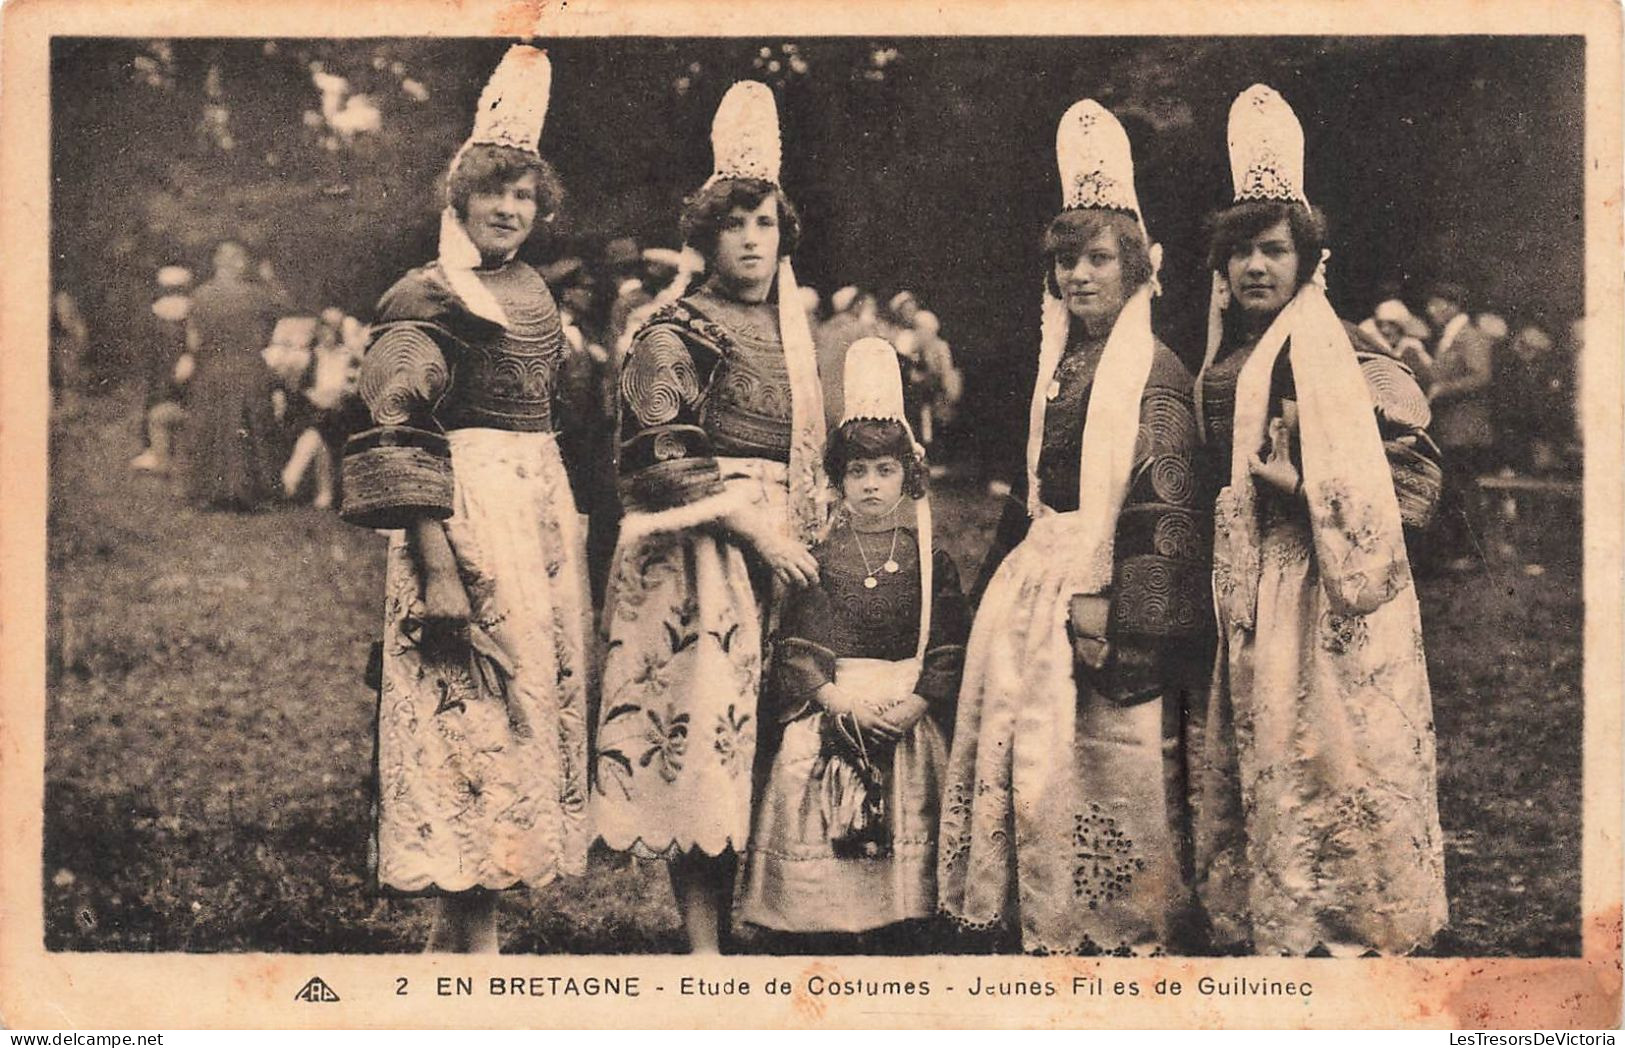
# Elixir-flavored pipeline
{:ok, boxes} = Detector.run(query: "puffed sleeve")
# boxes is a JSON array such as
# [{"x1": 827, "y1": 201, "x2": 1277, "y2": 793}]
[
  {"x1": 1105, "y1": 366, "x2": 1211, "y2": 704},
  {"x1": 1361, "y1": 351, "x2": 1444, "y2": 529},
  {"x1": 769, "y1": 572, "x2": 839, "y2": 724},
  {"x1": 913, "y1": 549, "x2": 971, "y2": 729},
  {"x1": 338, "y1": 321, "x2": 454, "y2": 529},
  {"x1": 616, "y1": 322, "x2": 749, "y2": 541}
]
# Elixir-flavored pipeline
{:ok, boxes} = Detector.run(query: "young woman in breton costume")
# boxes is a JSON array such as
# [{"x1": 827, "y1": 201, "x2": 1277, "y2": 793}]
[
  {"x1": 592, "y1": 82, "x2": 828, "y2": 954},
  {"x1": 740, "y1": 338, "x2": 970, "y2": 945},
  {"x1": 938, "y1": 101, "x2": 1209, "y2": 955},
  {"x1": 339, "y1": 47, "x2": 594, "y2": 952},
  {"x1": 1188, "y1": 86, "x2": 1447, "y2": 956}
]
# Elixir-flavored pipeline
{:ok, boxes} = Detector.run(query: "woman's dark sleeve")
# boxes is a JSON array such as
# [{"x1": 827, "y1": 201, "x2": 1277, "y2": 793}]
[
  {"x1": 914, "y1": 549, "x2": 970, "y2": 728},
  {"x1": 617, "y1": 324, "x2": 723, "y2": 514},
  {"x1": 768, "y1": 576, "x2": 839, "y2": 724},
  {"x1": 1105, "y1": 378, "x2": 1211, "y2": 704},
  {"x1": 338, "y1": 322, "x2": 455, "y2": 529}
]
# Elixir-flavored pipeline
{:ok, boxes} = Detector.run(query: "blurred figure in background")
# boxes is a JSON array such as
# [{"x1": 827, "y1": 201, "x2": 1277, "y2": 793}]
[
  {"x1": 261, "y1": 314, "x2": 318, "y2": 430},
  {"x1": 1424, "y1": 280, "x2": 1497, "y2": 570},
  {"x1": 130, "y1": 265, "x2": 197, "y2": 473},
  {"x1": 185, "y1": 240, "x2": 287, "y2": 510},
  {"x1": 601, "y1": 235, "x2": 647, "y2": 358},
  {"x1": 278, "y1": 309, "x2": 368, "y2": 508},
  {"x1": 798, "y1": 284, "x2": 821, "y2": 329},
  {"x1": 815, "y1": 286, "x2": 881, "y2": 432},
  {"x1": 542, "y1": 257, "x2": 588, "y2": 349},
  {"x1": 1493, "y1": 318, "x2": 1573, "y2": 476},
  {"x1": 547, "y1": 254, "x2": 622, "y2": 608},
  {"x1": 1475, "y1": 309, "x2": 1510, "y2": 348},
  {"x1": 1361, "y1": 297, "x2": 1435, "y2": 388},
  {"x1": 882, "y1": 291, "x2": 938, "y2": 459},
  {"x1": 50, "y1": 288, "x2": 90, "y2": 415},
  {"x1": 907, "y1": 308, "x2": 962, "y2": 468},
  {"x1": 617, "y1": 247, "x2": 702, "y2": 354},
  {"x1": 884, "y1": 289, "x2": 921, "y2": 336}
]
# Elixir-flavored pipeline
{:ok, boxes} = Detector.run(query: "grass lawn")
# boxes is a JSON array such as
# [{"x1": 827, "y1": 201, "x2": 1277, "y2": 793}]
[{"x1": 42, "y1": 390, "x2": 1582, "y2": 954}]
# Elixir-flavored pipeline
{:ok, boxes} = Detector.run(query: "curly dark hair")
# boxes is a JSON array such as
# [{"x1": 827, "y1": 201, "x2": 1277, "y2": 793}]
[
  {"x1": 444, "y1": 143, "x2": 566, "y2": 222},
  {"x1": 679, "y1": 177, "x2": 802, "y2": 262},
  {"x1": 1042, "y1": 209, "x2": 1153, "y2": 299},
  {"x1": 825, "y1": 418, "x2": 927, "y2": 500},
  {"x1": 1205, "y1": 199, "x2": 1327, "y2": 287}
]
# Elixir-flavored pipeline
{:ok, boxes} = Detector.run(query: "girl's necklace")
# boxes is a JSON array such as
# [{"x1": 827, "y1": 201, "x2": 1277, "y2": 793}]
[{"x1": 850, "y1": 515, "x2": 901, "y2": 589}]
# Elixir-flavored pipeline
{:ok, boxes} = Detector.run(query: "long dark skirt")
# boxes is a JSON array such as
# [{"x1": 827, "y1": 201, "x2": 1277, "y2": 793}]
[{"x1": 185, "y1": 352, "x2": 283, "y2": 510}]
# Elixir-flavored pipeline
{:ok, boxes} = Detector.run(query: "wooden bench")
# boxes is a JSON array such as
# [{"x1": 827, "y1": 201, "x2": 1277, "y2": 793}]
[{"x1": 1472, "y1": 473, "x2": 1582, "y2": 566}]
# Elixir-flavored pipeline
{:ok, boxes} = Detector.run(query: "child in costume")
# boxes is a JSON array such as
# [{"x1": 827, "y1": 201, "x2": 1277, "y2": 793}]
[{"x1": 741, "y1": 337, "x2": 969, "y2": 943}]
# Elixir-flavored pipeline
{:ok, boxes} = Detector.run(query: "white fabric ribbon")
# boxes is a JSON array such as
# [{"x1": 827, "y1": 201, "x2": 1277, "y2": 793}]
[
  {"x1": 776, "y1": 257, "x2": 832, "y2": 544},
  {"x1": 437, "y1": 206, "x2": 511, "y2": 328}
]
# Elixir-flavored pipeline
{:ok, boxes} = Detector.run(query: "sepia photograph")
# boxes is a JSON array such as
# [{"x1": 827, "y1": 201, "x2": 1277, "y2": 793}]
[{"x1": 2, "y1": 0, "x2": 1620, "y2": 1030}]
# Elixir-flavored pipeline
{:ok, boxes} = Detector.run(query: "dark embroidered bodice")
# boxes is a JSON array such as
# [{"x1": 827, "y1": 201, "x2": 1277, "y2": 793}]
[
  {"x1": 1035, "y1": 331, "x2": 1107, "y2": 513},
  {"x1": 688, "y1": 288, "x2": 795, "y2": 460},
  {"x1": 972, "y1": 338, "x2": 1211, "y2": 701},
  {"x1": 1199, "y1": 337, "x2": 1295, "y2": 476},
  {"x1": 339, "y1": 258, "x2": 571, "y2": 528},
  {"x1": 771, "y1": 519, "x2": 972, "y2": 726},
  {"x1": 438, "y1": 262, "x2": 565, "y2": 432},
  {"x1": 812, "y1": 523, "x2": 926, "y2": 661}
]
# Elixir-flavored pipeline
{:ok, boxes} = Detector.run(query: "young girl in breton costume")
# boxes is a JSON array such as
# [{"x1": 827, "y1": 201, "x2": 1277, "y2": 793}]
[
  {"x1": 1189, "y1": 86, "x2": 1446, "y2": 956},
  {"x1": 939, "y1": 101, "x2": 1208, "y2": 955},
  {"x1": 593, "y1": 82, "x2": 827, "y2": 954},
  {"x1": 741, "y1": 338, "x2": 970, "y2": 945},
  {"x1": 340, "y1": 47, "x2": 594, "y2": 952}
]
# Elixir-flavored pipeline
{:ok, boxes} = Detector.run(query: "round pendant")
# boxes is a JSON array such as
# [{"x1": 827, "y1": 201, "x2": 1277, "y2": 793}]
[
  {"x1": 863, "y1": 575, "x2": 879, "y2": 589},
  {"x1": 883, "y1": 559, "x2": 900, "y2": 574}
]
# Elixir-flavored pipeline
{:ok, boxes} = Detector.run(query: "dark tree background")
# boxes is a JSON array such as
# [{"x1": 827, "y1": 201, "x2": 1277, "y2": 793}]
[{"x1": 51, "y1": 35, "x2": 1584, "y2": 476}]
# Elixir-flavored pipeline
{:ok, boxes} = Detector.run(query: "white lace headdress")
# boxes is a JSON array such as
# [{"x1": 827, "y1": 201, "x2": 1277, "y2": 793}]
[
  {"x1": 703, "y1": 80, "x2": 782, "y2": 188},
  {"x1": 1228, "y1": 83, "x2": 1310, "y2": 207}
]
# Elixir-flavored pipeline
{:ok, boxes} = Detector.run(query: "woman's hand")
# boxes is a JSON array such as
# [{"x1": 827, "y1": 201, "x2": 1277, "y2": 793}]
[
  {"x1": 1067, "y1": 593, "x2": 1112, "y2": 671},
  {"x1": 1249, "y1": 416, "x2": 1302, "y2": 496},
  {"x1": 407, "y1": 518, "x2": 472, "y2": 658},
  {"x1": 422, "y1": 571, "x2": 472, "y2": 627},
  {"x1": 755, "y1": 531, "x2": 820, "y2": 588},
  {"x1": 877, "y1": 694, "x2": 930, "y2": 735},
  {"x1": 849, "y1": 703, "x2": 904, "y2": 745},
  {"x1": 416, "y1": 570, "x2": 473, "y2": 658},
  {"x1": 720, "y1": 506, "x2": 820, "y2": 587}
]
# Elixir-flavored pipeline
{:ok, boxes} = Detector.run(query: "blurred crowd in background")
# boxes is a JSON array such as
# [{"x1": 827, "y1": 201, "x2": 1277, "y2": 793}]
[
  {"x1": 47, "y1": 229, "x2": 1580, "y2": 579},
  {"x1": 46, "y1": 234, "x2": 967, "y2": 514}
]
